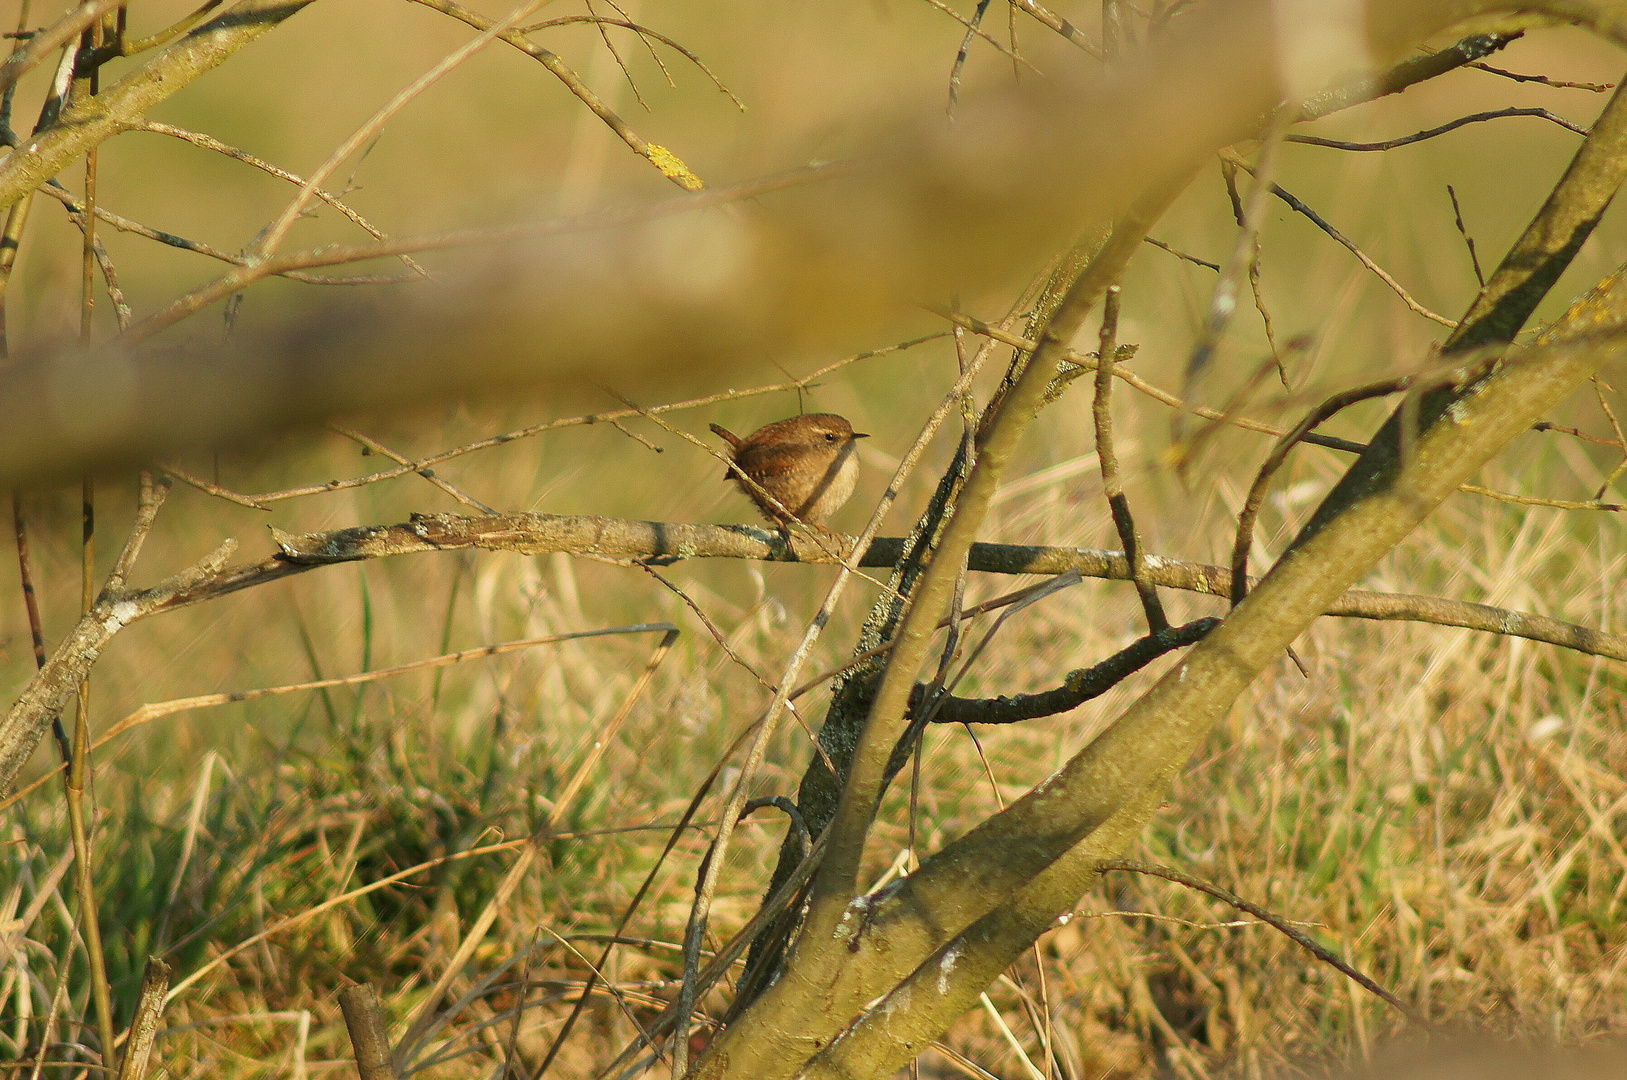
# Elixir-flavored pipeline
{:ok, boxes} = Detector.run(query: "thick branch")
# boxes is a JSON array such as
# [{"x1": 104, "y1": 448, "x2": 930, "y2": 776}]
[
  {"x1": 802, "y1": 318, "x2": 1627, "y2": 1080},
  {"x1": 801, "y1": 62, "x2": 1627, "y2": 1075},
  {"x1": 266, "y1": 514, "x2": 1627, "y2": 661}
]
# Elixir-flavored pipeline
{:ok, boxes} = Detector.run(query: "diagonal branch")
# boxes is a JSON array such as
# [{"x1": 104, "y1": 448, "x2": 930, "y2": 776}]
[
  {"x1": 800, "y1": 311, "x2": 1627, "y2": 1080},
  {"x1": 796, "y1": 59, "x2": 1627, "y2": 1078}
]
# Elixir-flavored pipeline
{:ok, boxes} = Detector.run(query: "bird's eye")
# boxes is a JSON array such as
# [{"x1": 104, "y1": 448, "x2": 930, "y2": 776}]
[{"x1": 825, "y1": 432, "x2": 837, "y2": 441}]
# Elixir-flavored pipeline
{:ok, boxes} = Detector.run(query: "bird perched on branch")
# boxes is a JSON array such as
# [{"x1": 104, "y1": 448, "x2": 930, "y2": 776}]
[{"x1": 709, "y1": 413, "x2": 868, "y2": 527}]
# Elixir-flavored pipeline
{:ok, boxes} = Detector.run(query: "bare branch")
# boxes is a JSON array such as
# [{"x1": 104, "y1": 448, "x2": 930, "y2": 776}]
[
  {"x1": 1231, "y1": 379, "x2": 1411, "y2": 608},
  {"x1": 1096, "y1": 861, "x2": 1426, "y2": 1025},
  {"x1": 1220, "y1": 148, "x2": 1457, "y2": 328},
  {"x1": 1004, "y1": 0, "x2": 1102, "y2": 59},
  {"x1": 1466, "y1": 60, "x2": 1613, "y2": 91},
  {"x1": 1142, "y1": 235, "x2": 1218, "y2": 271},
  {"x1": 134, "y1": 121, "x2": 430, "y2": 278},
  {"x1": 1287, "y1": 106, "x2": 1587, "y2": 151},
  {"x1": 516, "y1": 16, "x2": 745, "y2": 110},
  {"x1": 328, "y1": 426, "x2": 497, "y2": 514},
  {"x1": 1295, "y1": 31, "x2": 1519, "y2": 123},
  {"x1": 928, "y1": 618, "x2": 1219, "y2": 725},
  {"x1": 28, "y1": 176, "x2": 417, "y2": 285},
  {"x1": 1092, "y1": 284, "x2": 1167, "y2": 631}
]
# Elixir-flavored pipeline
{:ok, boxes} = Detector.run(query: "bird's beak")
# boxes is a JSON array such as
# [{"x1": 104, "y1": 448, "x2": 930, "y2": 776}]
[{"x1": 853, "y1": 432, "x2": 871, "y2": 439}]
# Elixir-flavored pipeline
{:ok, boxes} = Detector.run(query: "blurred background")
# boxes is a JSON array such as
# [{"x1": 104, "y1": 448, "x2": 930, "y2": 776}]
[{"x1": 2, "y1": 3, "x2": 1626, "y2": 1077}]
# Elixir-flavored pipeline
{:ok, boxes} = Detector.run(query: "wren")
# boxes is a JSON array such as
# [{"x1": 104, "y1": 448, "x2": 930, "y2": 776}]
[{"x1": 709, "y1": 413, "x2": 869, "y2": 526}]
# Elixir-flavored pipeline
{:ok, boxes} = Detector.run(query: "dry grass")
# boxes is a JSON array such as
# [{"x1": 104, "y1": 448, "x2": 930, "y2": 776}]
[{"x1": 2, "y1": 411, "x2": 1624, "y2": 1079}]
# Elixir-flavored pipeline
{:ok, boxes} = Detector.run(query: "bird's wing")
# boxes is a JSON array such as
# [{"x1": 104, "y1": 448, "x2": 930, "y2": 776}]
[{"x1": 734, "y1": 447, "x2": 799, "y2": 479}]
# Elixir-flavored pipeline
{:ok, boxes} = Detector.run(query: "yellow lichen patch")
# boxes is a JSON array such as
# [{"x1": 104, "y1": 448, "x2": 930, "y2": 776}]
[{"x1": 647, "y1": 143, "x2": 705, "y2": 190}]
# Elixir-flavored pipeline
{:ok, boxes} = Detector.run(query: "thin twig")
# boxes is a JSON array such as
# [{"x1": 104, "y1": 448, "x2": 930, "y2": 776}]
[
  {"x1": 1465, "y1": 61, "x2": 1612, "y2": 91},
  {"x1": 1591, "y1": 375, "x2": 1627, "y2": 498},
  {"x1": 329, "y1": 426, "x2": 498, "y2": 513},
  {"x1": 1221, "y1": 148, "x2": 1457, "y2": 328},
  {"x1": 917, "y1": 0, "x2": 1036, "y2": 71},
  {"x1": 1142, "y1": 236, "x2": 1219, "y2": 271},
  {"x1": 1220, "y1": 160, "x2": 1285, "y2": 386},
  {"x1": 1093, "y1": 284, "x2": 1166, "y2": 632},
  {"x1": 517, "y1": 16, "x2": 745, "y2": 110},
  {"x1": 134, "y1": 121, "x2": 430, "y2": 278},
  {"x1": 25, "y1": 174, "x2": 418, "y2": 286},
  {"x1": 1457, "y1": 484, "x2": 1624, "y2": 511},
  {"x1": 582, "y1": 0, "x2": 648, "y2": 112},
  {"x1": 1180, "y1": 106, "x2": 1293, "y2": 442},
  {"x1": 947, "y1": 0, "x2": 993, "y2": 116},
  {"x1": 236, "y1": 332, "x2": 939, "y2": 503},
  {"x1": 70, "y1": 40, "x2": 119, "y2": 1066},
  {"x1": 402, "y1": 0, "x2": 704, "y2": 191},
  {"x1": 930, "y1": 618, "x2": 1219, "y2": 725},
  {"x1": 1004, "y1": 0, "x2": 1101, "y2": 58},
  {"x1": 106, "y1": 472, "x2": 166, "y2": 592},
  {"x1": 50, "y1": 185, "x2": 132, "y2": 327},
  {"x1": 1232, "y1": 379, "x2": 1411, "y2": 607},
  {"x1": 1446, "y1": 184, "x2": 1486, "y2": 289},
  {"x1": 1286, "y1": 106, "x2": 1588, "y2": 151},
  {"x1": 1532, "y1": 419, "x2": 1624, "y2": 448},
  {"x1": 158, "y1": 462, "x2": 270, "y2": 510},
  {"x1": 1097, "y1": 860, "x2": 1427, "y2": 1025},
  {"x1": 12, "y1": 492, "x2": 71, "y2": 763},
  {"x1": 941, "y1": 308, "x2": 1367, "y2": 453}
]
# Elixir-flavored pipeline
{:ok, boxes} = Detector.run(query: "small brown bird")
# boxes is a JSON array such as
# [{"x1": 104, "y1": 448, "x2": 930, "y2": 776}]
[{"x1": 709, "y1": 413, "x2": 869, "y2": 526}]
